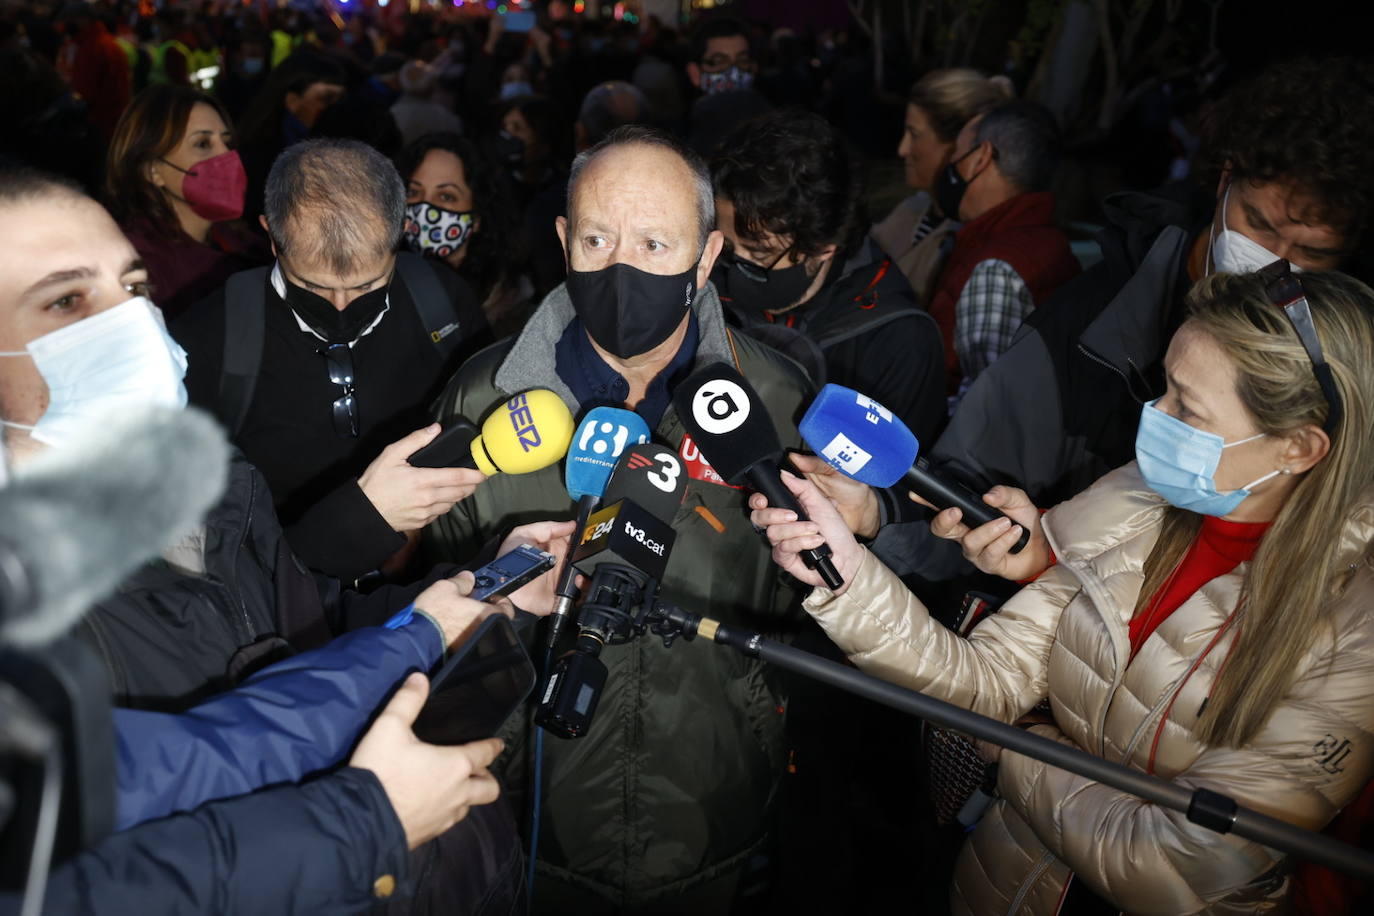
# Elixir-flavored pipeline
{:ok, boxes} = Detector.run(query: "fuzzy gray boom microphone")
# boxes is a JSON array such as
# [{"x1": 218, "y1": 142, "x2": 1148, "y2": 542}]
[{"x1": 0, "y1": 407, "x2": 230, "y2": 648}]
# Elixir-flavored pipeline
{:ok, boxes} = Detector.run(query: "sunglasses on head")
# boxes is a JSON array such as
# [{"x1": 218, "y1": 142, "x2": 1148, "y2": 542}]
[{"x1": 1257, "y1": 258, "x2": 1342, "y2": 438}]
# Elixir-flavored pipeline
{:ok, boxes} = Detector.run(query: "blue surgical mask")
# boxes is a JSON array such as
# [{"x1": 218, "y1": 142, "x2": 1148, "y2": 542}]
[
  {"x1": 500, "y1": 81, "x2": 534, "y2": 101},
  {"x1": 1135, "y1": 399, "x2": 1280, "y2": 516},
  {"x1": 0, "y1": 297, "x2": 187, "y2": 448}
]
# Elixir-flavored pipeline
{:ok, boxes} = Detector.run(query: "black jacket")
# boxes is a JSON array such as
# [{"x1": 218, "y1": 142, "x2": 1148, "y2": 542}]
[
  {"x1": 53, "y1": 455, "x2": 521, "y2": 916},
  {"x1": 9, "y1": 768, "x2": 413, "y2": 916},
  {"x1": 724, "y1": 239, "x2": 948, "y2": 446},
  {"x1": 931, "y1": 186, "x2": 1208, "y2": 504},
  {"x1": 868, "y1": 187, "x2": 1207, "y2": 579},
  {"x1": 173, "y1": 260, "x2": 489, "y2": 581},
  {"x1": 76, "y1": 452, "x2": 451, "y2": 712}
]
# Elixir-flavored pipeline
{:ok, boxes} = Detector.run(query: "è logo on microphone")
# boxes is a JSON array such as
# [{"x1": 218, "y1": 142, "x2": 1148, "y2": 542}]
[{"x1": 691, "y1": 379, "x2": 750, "y2": 435}]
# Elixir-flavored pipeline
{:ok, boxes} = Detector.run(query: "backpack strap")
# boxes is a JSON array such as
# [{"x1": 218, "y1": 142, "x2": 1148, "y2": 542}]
[
  {"x1": 811, "y1": 258, "x2": 936, "y2": 351},
  {"x1": 394, "y1": 251, "x2": 463, "y2": 360},
  {"x1": 219, "y1": 267, "x2": 270, "y2": 438}
]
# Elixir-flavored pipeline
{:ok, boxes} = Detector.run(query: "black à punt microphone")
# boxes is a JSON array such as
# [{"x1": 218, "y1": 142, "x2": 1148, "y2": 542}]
[{"x1": 671, "y1": 363, "x2": 844, "y2": 590}]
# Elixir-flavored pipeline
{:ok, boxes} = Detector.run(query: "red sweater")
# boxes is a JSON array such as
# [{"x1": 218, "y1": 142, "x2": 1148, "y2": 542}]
[{"x1": 1128, "y1": 515, "x2": 1270, "y2": 659}]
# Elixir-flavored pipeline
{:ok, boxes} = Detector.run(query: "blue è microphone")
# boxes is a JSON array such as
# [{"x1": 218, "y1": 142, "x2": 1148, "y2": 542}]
[
  {"x1": 547, "y1": 407, "x2": 651, "y2": 648},
  {"x1": 799, "y1": 384, "x2": 1028, "y2": 553}
]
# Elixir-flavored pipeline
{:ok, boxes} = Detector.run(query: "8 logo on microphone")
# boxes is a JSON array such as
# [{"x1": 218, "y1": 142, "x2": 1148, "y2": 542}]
[
  {"x1": 690, "y1": 379, "x2": 750, "y2": 434},
  {"x1": 577, "y1": 419, "x2": 633, "y2": 466}
]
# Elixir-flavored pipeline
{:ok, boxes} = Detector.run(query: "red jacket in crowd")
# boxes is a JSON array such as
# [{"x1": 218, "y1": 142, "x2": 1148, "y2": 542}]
[
  {"x1": 64, "y1": 20, "x2": 132, "y2": 143},
  {"x1": 928, "y1": 190, "x2": 1081, "y2": 393}
]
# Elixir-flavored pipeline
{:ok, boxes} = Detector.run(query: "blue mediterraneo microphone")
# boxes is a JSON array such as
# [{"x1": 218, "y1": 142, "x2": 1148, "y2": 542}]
[
  {"x1": 547, "y1": 407, "x2": 651, "y2": 648},
  {"x1": 799, "y1": 383, "x2": 1028, "y2": 553}
]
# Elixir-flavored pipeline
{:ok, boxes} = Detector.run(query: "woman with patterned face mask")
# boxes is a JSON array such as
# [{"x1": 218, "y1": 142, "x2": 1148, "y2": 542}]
[
  {"x1": 104, "y1": 84, "x2": 268, "y2": 319},
  {"x1": 753, "y1": 267, "x2": 1374, "y2": 915},
  {"x1": 396, "y1": 132, "x2": 530, "y2": 337}
]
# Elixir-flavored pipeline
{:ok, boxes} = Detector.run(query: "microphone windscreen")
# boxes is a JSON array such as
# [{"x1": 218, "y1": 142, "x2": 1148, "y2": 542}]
[
  {"x1": 671, "y1": 362, "x2": 780, "y2": 484},
  {"x1": 564, "y1": 407, "x2": 651, "y2": 499},
  {"x1": 1, "y1": 407, "x2": 230, "y2": 648},
  {"x1": 799, "y1": 383, "x2": 919, "y2": 488},
  {"x1": 474, "y1": 389, "x2": 575, "y2": 475},
  {"x1": 602, "y1": 443, "x2": 687, "y2": 523}
]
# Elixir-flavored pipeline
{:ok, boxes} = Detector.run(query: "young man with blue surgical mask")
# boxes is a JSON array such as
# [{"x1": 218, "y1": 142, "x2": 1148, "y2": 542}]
[{"x1": 0, "y1": 166, "x2": 575, "y2": 915}]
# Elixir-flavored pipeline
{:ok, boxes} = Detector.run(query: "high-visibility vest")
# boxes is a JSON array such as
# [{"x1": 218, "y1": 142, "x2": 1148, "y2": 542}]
[
  {"x1": 148, "y1": 38, "x2": 192, "y2": 85},
  {"x1": 270, "y1": 30, "x2": 294, "y2": 69}
]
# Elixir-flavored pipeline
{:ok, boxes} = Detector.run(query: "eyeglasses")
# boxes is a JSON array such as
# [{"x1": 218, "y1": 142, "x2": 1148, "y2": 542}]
[
  {"x1": 1258, "y1": 259, "x2": 1342, "y2": 438},
  {"x1": 701, "y1": 52, "x2": 753, "y2": 72},
  {"x1": 319, "y1": 342, "x2": 358, "y2": 438},
  {"x1": 726, "y1": 246, "x2": 789, "y2": 284}
]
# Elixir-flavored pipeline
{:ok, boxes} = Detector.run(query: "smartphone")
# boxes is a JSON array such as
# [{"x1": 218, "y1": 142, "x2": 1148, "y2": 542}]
[
  {"x1": 409, "y1": 418, "x2": 478, "y2": 469},
  {"x1": 413, "y1": 613, "x2": 536, "y2": 746},
  {"x1": 469, "y1": 544, "x2": 556, "y2": 602},
  {"x1": 502, "y1": 10, "x2": 536, "y2": 32}
]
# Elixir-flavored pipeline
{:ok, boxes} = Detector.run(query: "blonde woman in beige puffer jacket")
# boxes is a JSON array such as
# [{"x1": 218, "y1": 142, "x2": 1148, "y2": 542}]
[{"x1": 752, "y1": 269, "x2": 1374, "y2": 914}]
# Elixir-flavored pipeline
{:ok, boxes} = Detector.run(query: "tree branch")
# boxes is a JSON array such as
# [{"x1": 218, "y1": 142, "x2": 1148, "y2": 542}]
[{"x1": 847, "y1": 0, "x2": 874, "y2": 38}]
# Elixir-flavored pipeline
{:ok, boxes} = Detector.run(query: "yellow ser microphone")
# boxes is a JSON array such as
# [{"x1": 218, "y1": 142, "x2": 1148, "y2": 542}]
[{"x1": 411, "y1": 389, "x2": 575, "y2": 475}]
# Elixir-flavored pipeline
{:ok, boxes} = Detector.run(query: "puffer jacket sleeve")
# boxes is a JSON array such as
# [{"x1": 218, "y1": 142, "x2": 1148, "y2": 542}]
[
  {"x1": 802, "y1": 547, "x2": 1083, "y2": 723},
  {"x1": 26, "y1": 768, "x2": 411, "y2": 916},
  {"x1": 996, "y1": 628, "x2": 1374, "y2": 915},
  {"x1": 114, "y1": 621, "x2": 442, "y2": 830}
]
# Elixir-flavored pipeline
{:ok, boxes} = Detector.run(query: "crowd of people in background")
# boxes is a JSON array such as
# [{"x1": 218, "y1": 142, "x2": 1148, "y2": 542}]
[{"x1": 4, "y1": 0, "x2": 1374, "y2": 914}]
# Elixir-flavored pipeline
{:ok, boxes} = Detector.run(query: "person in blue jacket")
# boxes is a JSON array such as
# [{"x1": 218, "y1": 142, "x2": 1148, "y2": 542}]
[{"x1": 4, "y1": 557, "x2": 569, "y2": 915}]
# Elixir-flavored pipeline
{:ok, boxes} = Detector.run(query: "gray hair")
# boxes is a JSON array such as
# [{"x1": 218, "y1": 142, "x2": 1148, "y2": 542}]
[
  {"x1": 973, "y1": 100, "x2": 1062, "y2": 194},
  {"x1": 577, "y1": 81, "x2": 651, "y2": 149},
  {"x1": 263, "y1": 138, "x2": 406, "y2": 274},
  {"x1": 566, "y1": 125, "x2": 714, "y2": 251}
]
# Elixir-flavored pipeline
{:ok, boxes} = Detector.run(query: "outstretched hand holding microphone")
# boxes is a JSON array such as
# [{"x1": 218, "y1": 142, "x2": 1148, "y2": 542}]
[
  {"x1": 793, "y1": 383, "x2": 1055, "y2": 583},
  {"x1": 747, "y1": 470, "x2": 865, "y2": 594},
  {"x1": 672, "y1": 363, "x2": 846, "y2": 589},
  {"x1": 359, "y1": 389, "x2": 577, "y2": 533}
]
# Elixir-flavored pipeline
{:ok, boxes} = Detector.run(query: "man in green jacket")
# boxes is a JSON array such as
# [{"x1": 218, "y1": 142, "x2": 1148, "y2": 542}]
[{"x1": 425, "y1": 125, "x2": 812, "y2": 913}]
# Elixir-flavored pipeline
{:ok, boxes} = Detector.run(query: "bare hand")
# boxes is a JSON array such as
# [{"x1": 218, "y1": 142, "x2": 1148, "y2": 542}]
[
  {"x1": 496, "y1": 519, "x2": 578, "y2": 615},
  {"x1": 789, "y1": 453, "x2": 881, "y2": 539},
  {"x1": 411, "y1": 571, "x2": 511, "y2": 651},
  {"x1": 529, "y1": 25, "x2": 553, "y2": 61},
  {"x1": 350, "y1": 673, "x2": 503, "y2": 849},
  {"x1": 484, "y1": 12, "x2": 505, "y2": 53},
  {"x1": 748, "y1": 471, "x2": 864, "y2": 595},
  {"x1": 359, "y1": 424, "x2": 487, "y2": 532},
  {"x1": 975, "y1": 740, "x2": 1002, "y2": 765},
  {"x1": 919, "y1": 485, "x2": 1052, "y2": 582}
]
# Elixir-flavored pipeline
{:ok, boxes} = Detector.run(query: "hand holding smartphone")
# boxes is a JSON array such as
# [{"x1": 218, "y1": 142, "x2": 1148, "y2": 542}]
[{"x1": 411, "y1": 546, "x2": 552, "y2": 745}]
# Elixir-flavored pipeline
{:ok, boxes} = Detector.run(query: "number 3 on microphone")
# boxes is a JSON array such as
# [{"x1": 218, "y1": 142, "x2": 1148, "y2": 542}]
[{"x1": 647, "y1": 453, "x2": 682, "y2": 493}]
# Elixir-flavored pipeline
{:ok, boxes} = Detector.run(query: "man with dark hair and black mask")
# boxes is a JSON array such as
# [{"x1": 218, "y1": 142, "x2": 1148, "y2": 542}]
[
  {"x1": 712, "y1": 108, "x2": 947, "y2": 446},
  {"x1": 425, "y1": 125, "x2": 813, "y2": 915},
  {"x1": 173, "y1": 138, "x2": 490, "y2": 582}
]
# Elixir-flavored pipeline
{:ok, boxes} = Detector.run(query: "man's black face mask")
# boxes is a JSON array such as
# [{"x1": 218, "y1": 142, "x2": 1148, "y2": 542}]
[
  {"x1": 711, "y1": 250, "x2": 813, "y2": 316},
  {"x1": 565, "y1": 260, "x2": 699, "y2": 359},
  {"x1": 283, "y1": 278, "x2": 391, "y2": 344}
]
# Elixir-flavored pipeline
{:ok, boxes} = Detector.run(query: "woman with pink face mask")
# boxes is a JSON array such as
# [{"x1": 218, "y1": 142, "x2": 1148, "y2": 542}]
[{"x1": 104, "y1": 85, "x2": 269, "y2": 319}]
